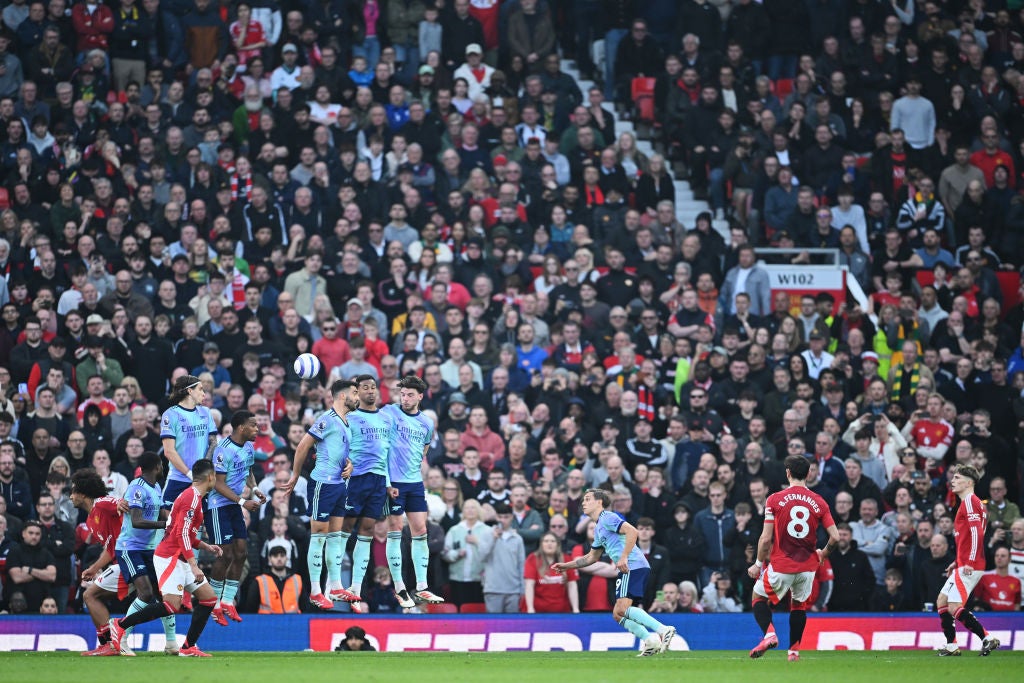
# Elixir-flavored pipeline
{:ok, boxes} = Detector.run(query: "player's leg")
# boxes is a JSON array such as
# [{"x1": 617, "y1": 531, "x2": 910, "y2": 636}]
[
  {"x1": 219, "y1": 537, "x2": 249, "y2": 621},
  {"x1": 945, "y1": 568, "x2": 999, "y2": 655},
  {"x1": 326, "y1": 485, "x2": 354, "y2": 600},
  {"x1": 386, "y1": 509, "x2": 409, "y2": 593},
  {"x1": 348, "y1": 514, "x2": 376, "y2": 611},
  {"x1": 786, "y1": 572, "x2": 815, "y2": 661},
  {"x1": 613, "y1": 595, "x2": 659, "y2": 657},
  {"x1": 306, "y1": 481, "x2": 334, "y2": 608},
  {"x1": 203, "y1": 506, "x2": 230, "y2": 624},
  {"x1": 81, "y1": 582, "x2": 118, "y2": 655},
  {"x1": 749, "y1": 565, "x2": 783, "y2": 658},
  {"x1": 619, "y1": 568, "x2": 673, "y2": 653},
  {"x1": 935, "y1": 588, "x2": 960, "y2": 654},
  {"x1": 140, "y1": 551, "x2": 179, "y2": 653},
  {"x1": 179, "y1": 579, "x2": 219, "y2": 657},
  {"x1": 406, "y1": 491, "x2": 442, "y2": 602}
]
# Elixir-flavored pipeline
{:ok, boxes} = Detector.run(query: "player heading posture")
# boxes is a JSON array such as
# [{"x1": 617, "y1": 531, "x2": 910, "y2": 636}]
[
  {"x1": 109, "y1": 460, "x2": 225, "y2": 657},
  {"x1": 206, "y1": 411, "x2": 266, "y2": 625},
  {"x1": 286, "y1": 380, "x2": 360, "y2": 609},
  {"x1": 70, "y1": 468, "x2": 130, "y2": 655},
  {"x1": 936, "y1": 464, "x2": 1000, "y2": 657},
  {"x1": 161, "y1": 375, "x2": 218, "y2": 508},
  {"x1": 339, "y1": 374, "x2": 393, "y2": 614},
  {"x1": 112, "y1": 452, "x2": 178, "y2": 654},
  {"x1": 747, "y1": 455, "x2": 840, "y2": 662},
  {"x1": 383, "y1": 375, "x2": 444, "y2": 607},
  {"x1": 552, "y1": 489, "x2": 675, "y2": 657}
]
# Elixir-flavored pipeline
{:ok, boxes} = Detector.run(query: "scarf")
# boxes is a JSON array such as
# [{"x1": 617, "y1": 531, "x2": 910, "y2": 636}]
[
  {"x1": 890, "y1": 361, "x2": 920, "y2": 402},
  {"x1": 231, "y1": 173, "x2": 252, "y2": 203},
  {"x1": 637, "y1": 385, "x2": 655, "y2": 422}
]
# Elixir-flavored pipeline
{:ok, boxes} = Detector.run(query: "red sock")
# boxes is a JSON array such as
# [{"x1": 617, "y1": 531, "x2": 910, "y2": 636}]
[{"x1": 766, "y1": 624, "x2": 776, "y2": 636}]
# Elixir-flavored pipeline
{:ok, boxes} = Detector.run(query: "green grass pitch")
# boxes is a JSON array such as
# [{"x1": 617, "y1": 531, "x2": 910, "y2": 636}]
[{"x1": 2, "y1": 651, "x2": 1022, "y2": 682}]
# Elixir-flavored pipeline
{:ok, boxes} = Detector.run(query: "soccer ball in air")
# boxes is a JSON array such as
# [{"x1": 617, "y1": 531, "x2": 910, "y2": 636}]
[{"x1": 294, "y1": 353, "x2": 322, "y2": 379}]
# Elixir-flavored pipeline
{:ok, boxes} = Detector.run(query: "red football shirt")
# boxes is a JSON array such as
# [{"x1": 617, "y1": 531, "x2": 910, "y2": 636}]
[
  {"x1": 976, "y1": 572, "x2": 1022, "y2": 610},
  {"x1": 86, "y1": 497, "x2": 124, "y2": 558},
  {"x1": 156, "y1": 486, "x2": 204, "y2": 561},
  {"x1": 524, "y1": 557, "x2": 579, "y2": 613},
  {"x1": 953, "y1": 493, "x2": 987, "y2": 571},
  {"x1": 910, "y1": 418, "x2": 953, "y2": 451},
  {"x1": 765, "y1": 486, "x2": 835, "y2": 573}
]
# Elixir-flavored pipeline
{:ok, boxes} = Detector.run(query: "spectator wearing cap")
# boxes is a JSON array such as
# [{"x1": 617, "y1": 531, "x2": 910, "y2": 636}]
[
  {"x1": 454, "y1": 43, "x2": 495, "y2": 101},
  {"x1": 25, "y1": 335, "x2": 73, "y2": 400},
  {"x1": 191, "y1": 342, "x2": 231, "y2": 402},
  {"x1": 73, "y1": 337, "x2": 124, "y2": 401}
]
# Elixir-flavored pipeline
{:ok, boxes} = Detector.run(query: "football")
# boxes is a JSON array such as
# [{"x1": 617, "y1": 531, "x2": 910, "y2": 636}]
[{"x1": 293, "y1": 353, "x2": 322, "y2": 379}]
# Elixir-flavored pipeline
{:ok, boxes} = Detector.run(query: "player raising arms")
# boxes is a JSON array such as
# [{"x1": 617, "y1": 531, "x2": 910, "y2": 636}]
[
  {"x1": 161, "y1": 375, "x2": 218, "y2": 509},
  {"x1": 552, "y1": 489, "x2": 675, "y2": 657},
  {"x1": 936, "y1": 464, "x2": 1000, "y2": 657},
  {"x1": 71, "y1": 468, "x2": 130, "y2": 655},
  {"x1": 285, "y1": 380, "x2": 359, "y2": 609},
  {"x1": 109, "y1": 460, "x2": 224, "y2": 657},
  {"x1": 206, "y1": 411, "x2": 266, "y2": 626},
  {"x1": 382, "y1": 375, "x2": 444, "y2": 608},
  {"x1": 747, "y1": 454, "x2": 840, "y2": 662},
  {"x1": 337, "y1": 374, "x2": 393, "y2": 613}
]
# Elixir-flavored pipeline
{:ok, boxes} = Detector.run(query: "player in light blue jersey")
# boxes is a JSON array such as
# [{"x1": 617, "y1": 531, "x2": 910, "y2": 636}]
[
  {"x1": 113, "y1": 452, "x2": 178, "y2": 653},
  {"x1": 553, "y1": 489, "x2": 676, "y2": 657},
  {"x1": 338, "y1": 374, "x2": 393, "y2": 613},
  {"x1": 205, "y1": 411, "x2": 265, "y2": 626},
  {"x1": 286, "y1": 380, "x2": 360, "y2": 609},
  {"x1": 160, "y1": 375, "x2": 218, "y2": 509},
  {"x1": 382, "y1": 375, "x2": 444, "y2": 608}
]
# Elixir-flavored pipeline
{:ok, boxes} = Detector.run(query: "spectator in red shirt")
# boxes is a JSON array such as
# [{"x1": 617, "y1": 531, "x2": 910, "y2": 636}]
[
  {"x1": 524, "y1": 532, "x2": 579, "y2": 613},
  {"x1": 310, "y1": 318, "x2": 351, "y2": 374},
  {"x1": 969, "y1": 130, "x2": 1016, "y2": 187},
  {"x1": 976, "y1": 547, "x2": 1022, "y2": 611}
]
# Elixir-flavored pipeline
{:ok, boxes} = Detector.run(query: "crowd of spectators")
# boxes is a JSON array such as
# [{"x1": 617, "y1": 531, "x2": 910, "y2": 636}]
[{"x1": 1, "y1": 0, "x2": 1024, "y2": 617}]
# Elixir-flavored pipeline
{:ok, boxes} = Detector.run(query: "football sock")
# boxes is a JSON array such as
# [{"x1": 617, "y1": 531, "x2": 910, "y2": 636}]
[
  {"x1": 411, "y1": 533, "x2": 429, "y2": 589},
  {"x1": 618, "y1": 616, "x2": 651, "y2": 641},
  {"x1": 386, "y1": 531, "x2": 405, "y2": 591},
  {"x1": 954, "y1": 607, "x2": 987, "y2": 639},
  {"x1": 119, "y1": 601, "x2": 172, "y2": 630},
  {"x1": 123, "y1": 597, "x2": 148, "y2": 636},
  {"x1": 938, "y1": 607, "x2": 957, "y2": 644},
  {"x1": 97, "y1": 624, "x2": 110, "y2": 645},
  {"x1": 789, "y1": 609, "x2": 807, "y2": 650},
  {"x1": 161, "y1": 613, "x2": 177, "y2": 644},
  {"x1": 326, "y1": 531, "x2": 348, "y2": 588},
  {"x1": 209, "y1": 579, "x2": 224, "y2": 602},
  {"x1": 752, "y1": 599, "x2": 773, "y2": 635},
  {"x1": 307, "y1": 532, "x2": 328, "y2": 594},
  {"x1": 184, "y1": 598, "x2": 216, "y2": 648},
  {"x1": 351, "y1": 535, "x2": 372, "y2": 594},
  {"x1": 625, "y1": 606, "x2": 665, "y2": 633},
  {"x1": 222, "y1": 580, "x2": 239, "y2": 606}
]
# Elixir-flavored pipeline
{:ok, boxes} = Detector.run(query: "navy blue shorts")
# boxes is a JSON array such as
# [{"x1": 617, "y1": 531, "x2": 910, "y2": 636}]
[
  {"x1": 345, "y1": 473, "x2": 388, "y2": 519},
  {"x1": 615, "y1": 567, "x2": 650, "y2": 603},
  {"x1": 117, "y1": 549, "x2": 157, "y2": 586},
  {"x1": 204, "y1": 504, "x2": 249, "y2": 544},
  {"x1": 307, "y1": 480, "x2": 348, "y2": 522},
  {"x1": 387, "y1": 481, "x2": 428, "y2": 516},
  {"x1": 161, "y1": 478, "x2": 191, "y2": 509}
]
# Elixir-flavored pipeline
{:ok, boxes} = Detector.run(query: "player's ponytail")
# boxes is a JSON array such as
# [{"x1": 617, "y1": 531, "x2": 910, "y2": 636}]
[{"x1": 168, "y1": 375, "x2": 202, "y2": 406}]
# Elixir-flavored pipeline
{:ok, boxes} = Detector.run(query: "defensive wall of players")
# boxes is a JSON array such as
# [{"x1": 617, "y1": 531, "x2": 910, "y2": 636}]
[{"x1": 3, "y1": 613, "x2": 1024, "y2": 652}]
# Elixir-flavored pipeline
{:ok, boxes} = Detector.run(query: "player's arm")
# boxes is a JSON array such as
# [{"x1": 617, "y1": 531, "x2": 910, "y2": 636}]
[
  {"x1": 82, "y1": 548, "x2": 113, "y2": 581},
  {"x1": 246, "y1": 467, "x2": 266, "y2": 505},
  {"x1": 747, "y1": 520, "x2": 775, "y2": 578},
  {"x1": 617, "y1": 522, "x2": 640, "y2": 572},
  {"x1": 554, "y1": 547, "x2": 602, "y2": 573},
  {"x1": 567, "y1": 573, "x2": 580, "y2": 613},
  {"x1": 285, "y1": 433, "x2": 317, "y2": 492},
  {"x1": 204, "y1": 432, "x2": 218, "y2": 461},
  {"x1": 213, "y1": 471, "x2": 247, "y2": 507},
  {"x1": 960, "y1": 502, "x2": 986, "y2": 576},
  {"x1": 162, "y1": 436, "x2": 190, "y2": 477},
  {"x1": 818, "y1": 523, "x2": 840, "y2": 562},
  {"x1": 130, "y1": 507, "x2": 164, "y2": 529}
]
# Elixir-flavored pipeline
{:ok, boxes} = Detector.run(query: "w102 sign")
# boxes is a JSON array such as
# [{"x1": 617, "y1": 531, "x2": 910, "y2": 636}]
[{"x1": 764, "y1": 266, "x2": 846, "y2": 316}]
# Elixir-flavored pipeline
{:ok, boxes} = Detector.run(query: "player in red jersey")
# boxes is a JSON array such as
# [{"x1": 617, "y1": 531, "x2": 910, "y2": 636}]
[
  {"x1": 936, "y1": 464, "x2": 1000, "y2": 657},
  {"x1": 109, "y1": 460, "x2": 224, "y2": 658},
  {"x1": 747, "y1": 455, "x2": 839, "y2": 662},
  {"x1": 69, "y1": 468, "x2": 130, "y2": 656},
  {"x1": 906, "y1": 394, "x2": 953, "y2": 462}
]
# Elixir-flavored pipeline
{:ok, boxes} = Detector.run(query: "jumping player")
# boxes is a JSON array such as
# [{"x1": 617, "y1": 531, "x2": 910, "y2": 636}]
[
  {"x1": 936, "y1": 464, "x2": 1000, "y2": 657},
  {"x1": 161, "y1": 375, "x2": 218, "y2": 509},
  {"x1": 285, "y1": 380, "x2": 359, "y2": 609},
  {"x1": 113, "y1": 452, "x2": 179, "y2": 654},
  {"x1": 71, "y1": 468, "x2": 130, "y2": 655},
  {"x1": 552, "y1": 489, "x2": 675, "y2": 657},
  {"x1": 338, "y1": 374, "x2": 393, "y2": 614},
  {"x1": 382, "y1": 375, "x2": 444, "y2": 607},
  {"x1": 109, "y1": 459, "x2": 224, "y2": 657},
  {"x1": 206, "y1": 411, "x2": 266, "y2": 626},
  {"x1": 747, "y1": 454, "x2": 840, "y2": 662}
]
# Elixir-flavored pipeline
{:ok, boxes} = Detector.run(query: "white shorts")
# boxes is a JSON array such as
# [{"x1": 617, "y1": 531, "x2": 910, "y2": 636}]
[
  {"x1": 92, "y1": 564, "x2": 132, "y2": 599},
  {"x1": 752, "y1": 564, "x2": 815, "y2": 605},
  {"x1": 939, "y1": 566, "x2": 983, "y2": 604},
  {"x1": 153, "y1": 554, "x2": 205, "y2": 596}
]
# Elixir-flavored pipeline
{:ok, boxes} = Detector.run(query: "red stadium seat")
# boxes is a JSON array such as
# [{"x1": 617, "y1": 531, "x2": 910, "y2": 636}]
[
  {"x1": 426, "y1": 603, "x2": 458, "y2": 614},
  {"x1": 459, "y1": 602, "x2": 487, "y2": 613},
  {"x1": 775, "y1": 78, "x2": 794, "y2": 98},
  {"x1": 631, "y1": 77, "x2": 657, "y2": 125}
]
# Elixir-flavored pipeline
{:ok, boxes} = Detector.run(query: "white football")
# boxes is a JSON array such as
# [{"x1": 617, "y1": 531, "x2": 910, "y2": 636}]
[{"x1": 293, "y1": 353, "x2": 322, "y2": 379}]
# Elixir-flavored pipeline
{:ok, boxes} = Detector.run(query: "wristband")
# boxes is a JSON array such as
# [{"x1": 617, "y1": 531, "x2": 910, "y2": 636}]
[{"x1": 754, "y1": 560, "x2": 763, "y2": 568}]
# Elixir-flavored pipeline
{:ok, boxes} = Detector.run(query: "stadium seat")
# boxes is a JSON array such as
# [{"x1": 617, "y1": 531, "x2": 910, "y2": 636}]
[
  {"x1": 426, "y1": 603, "x2": 458, "y2": 614},
  {"x1": 459, "y1": 602, "x2": 487, "y2": 613},
  {"x1": 631, "y1": 77, "x2": 657, "y2": 125},
  {"x1": 775, "y1": 78, "x2": 794, "y2": 98}
]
